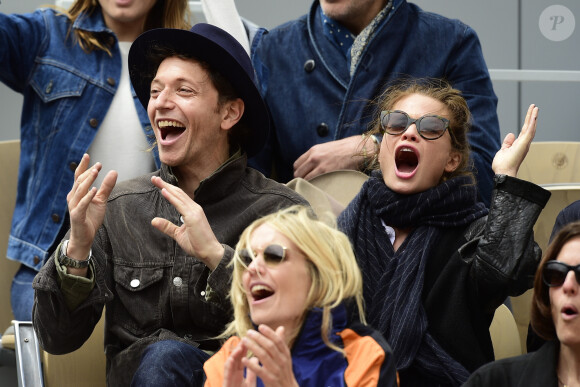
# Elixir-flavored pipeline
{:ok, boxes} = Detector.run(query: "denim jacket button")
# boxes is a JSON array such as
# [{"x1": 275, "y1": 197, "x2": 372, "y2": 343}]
[
  {"x1": 33, "y1": 256, "x2": 41, "y2": 265},
  {"x1": 69, "y1": 162, "x2": 78, "y2": 172},
  {"x1": 316, "y1": 122, "x2": 329, "y2": 137},
  {"x1": 173, "y1": 277, "x2": 183, "y2": 287},
  {"x1": 89, "y1": 118, "x2": 98, "y2": 128},
  {"x1": 106, "y1": 77, "x2": 116, "y2": 86},
  {"x1": 45, "y1": 81, "x2": 53, "y2": 94},
  {"x1": 304, "y1": 59, "x2": 316, "y2": 73},
  {"x1": 51, "y1": 213, "x2": 60, "y2": 223},
  {"x1": 130, "y1": 279, "x2": 140, "y2": 288}
]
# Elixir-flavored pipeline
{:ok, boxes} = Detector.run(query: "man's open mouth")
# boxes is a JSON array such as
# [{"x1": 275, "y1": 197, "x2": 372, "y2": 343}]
[{"x1": 157, "y1": 120, "x2": 185, "y2": 141}]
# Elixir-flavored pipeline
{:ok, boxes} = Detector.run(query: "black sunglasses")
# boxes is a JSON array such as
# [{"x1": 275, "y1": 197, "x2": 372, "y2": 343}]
[
  {"x1": 542, "y1": 261, "x2": 580, "y2": 287},
  {"x1": 237, "y1": 244, "x2": 287, "y2": 267},
  {"x1": 380, "y1": 110, "x2": 450, "y2": 140}
]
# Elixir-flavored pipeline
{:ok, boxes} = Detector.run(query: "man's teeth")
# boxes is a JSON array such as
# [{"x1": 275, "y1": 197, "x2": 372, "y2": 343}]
[{"x1": 158, "y1": 120, "x2": 185, "y2": 129}]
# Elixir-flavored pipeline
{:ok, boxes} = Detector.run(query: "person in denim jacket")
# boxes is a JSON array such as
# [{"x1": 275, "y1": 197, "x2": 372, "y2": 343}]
[
  {"x1": 32, "y1": 24, "x2": 308, "y2": 386},
  {"x1": 248, "y1": 0, "x2": 500, "y2": 207},
  {"x1": 0, "y1": 0, "x2": 190, "y2": 321}
]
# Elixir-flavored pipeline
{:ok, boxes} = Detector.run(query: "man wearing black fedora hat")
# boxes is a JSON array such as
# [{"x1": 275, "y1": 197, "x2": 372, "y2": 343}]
[{"x1": 32, "y1": 23, "x2": 307, "y2": 386}]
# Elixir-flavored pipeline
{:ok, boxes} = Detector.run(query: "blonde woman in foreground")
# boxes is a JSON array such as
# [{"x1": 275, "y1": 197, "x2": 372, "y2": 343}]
[{"x1": 204, "y1": 205, "x2": 398, "y2": 386}]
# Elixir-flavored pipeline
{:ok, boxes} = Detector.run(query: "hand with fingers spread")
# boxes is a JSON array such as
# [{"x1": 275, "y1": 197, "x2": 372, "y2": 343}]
[
  {"x1": 223, "y1": 325, "x2": 298, "y2": 387},
  {"x1": 150, "y1": 176, "x2": 224, "y2": 271},
  {"x1": 66, "y1": 154, "x2": 117, "y2": 272},
  {"x1": 492, "y1": 104, "x2": 539, "y2": 177}
]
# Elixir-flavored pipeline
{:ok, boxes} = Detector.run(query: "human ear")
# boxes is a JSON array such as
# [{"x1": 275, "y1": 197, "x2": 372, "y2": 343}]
[
  {"x1": 220, "y1": 98, "x2": 244, "y2": 131},
  {"x1": 444, "y1": 151, "x2": 461, "y2": 173}
]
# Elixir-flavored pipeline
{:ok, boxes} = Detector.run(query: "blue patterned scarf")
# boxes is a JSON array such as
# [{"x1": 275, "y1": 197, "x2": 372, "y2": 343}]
[{"x1": 338, "y1": 172, "x2": 488, "y2": 386}]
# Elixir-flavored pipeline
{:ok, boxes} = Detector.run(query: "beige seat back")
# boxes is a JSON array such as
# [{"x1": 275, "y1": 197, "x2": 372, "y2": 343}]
[
  {"x1": 0, "y1": 140, "x2": 21, "y2": 331},
  {"x1": 511, "y1": 141, "x2": 580, "y2": 353},
  {"x1": 287, "y1": 170, "x2": 369, "y2": 223},
  {"x1": 489, "y1": 304, "x2": 521, "y2": 360},
  {"x1": 41, "y1": 309, "x2": 106, "y2": 387},
  {"x1": 517, "y1": 141, "x2": 580, "y2": 184}
]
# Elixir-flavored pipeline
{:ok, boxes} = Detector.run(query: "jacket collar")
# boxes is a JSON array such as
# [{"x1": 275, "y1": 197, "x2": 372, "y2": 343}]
[
  {"x1": 159, "y1": 149, "x2": 247, "y2": 205},
  {"x1": 307, "y1": 0, "x2": 405, "y2": 88},
  {"x1": 291, "y1": 304, "x2": 348, "y2": 357},
  {"x1": 72, "y1": 9, "x2": 114, "y2": 35}
]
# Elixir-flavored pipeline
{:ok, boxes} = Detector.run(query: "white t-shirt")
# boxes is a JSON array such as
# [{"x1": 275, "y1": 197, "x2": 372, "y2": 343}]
[{"x1": 87, "y1": 41, "x2": 156, "y2": 187}]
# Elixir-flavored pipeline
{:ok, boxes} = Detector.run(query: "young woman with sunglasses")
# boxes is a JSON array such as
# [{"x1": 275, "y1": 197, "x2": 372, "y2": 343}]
[
  {"x1": 338, "y1": 78, "x2": 550, "y2": 386},
  {"x1": 203, "y1": 205, "x2": 398, "y2": 386},
  {"x1": 464, "y1": 221, "x2": 580, "y2": 386}
]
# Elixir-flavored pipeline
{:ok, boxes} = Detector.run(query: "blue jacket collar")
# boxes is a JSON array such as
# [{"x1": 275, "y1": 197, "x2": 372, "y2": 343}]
[
  {"x1": 292, "y1": 304, "x2": 348, "y2": 356},
  {"x1": 73, "y1": 9, "x2": 114, "y2": 35}
]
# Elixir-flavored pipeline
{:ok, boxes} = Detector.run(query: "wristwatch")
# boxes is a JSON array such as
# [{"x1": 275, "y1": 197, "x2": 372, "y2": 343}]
[{"x1": 58, "y1": 240, "x2": 92, "y2": 269}]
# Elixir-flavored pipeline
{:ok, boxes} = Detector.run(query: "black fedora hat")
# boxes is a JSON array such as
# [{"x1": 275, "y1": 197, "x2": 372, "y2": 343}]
[{"x1": 129, "y1": 23, "x2": 269, "y2": 157}]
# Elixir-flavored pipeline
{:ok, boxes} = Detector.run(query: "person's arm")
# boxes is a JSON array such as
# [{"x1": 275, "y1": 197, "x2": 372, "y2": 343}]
[
  {"x1": 292, "y1": 134, "x2": 379, "y2": 180},
  {"x1": 445, "y1": 25, "x2": 501, "y2": 206},
  {"x1": 54, "y1": 240, "x2": 96, "y2": 311},
  {"x1": 65, "y1": 154, "x2": 117, "y2": 277},
  {"x1": 201, "y1": 0, "x2": 250, "y2": 54},
  {"x1": 0, "y1": 10, "x2": 48, "y2": 91},
  {"x1": 471, "y1": 105, "x2": 550, "y2": 305},
  {"x1": 32, "y1": 154, "x2": 115, "y2": 354}
]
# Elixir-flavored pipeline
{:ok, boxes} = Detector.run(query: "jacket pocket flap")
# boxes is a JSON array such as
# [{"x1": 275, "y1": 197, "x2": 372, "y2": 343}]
[
  {"x1": 30, "y1": 63, "x2": 87, "y2": 103},
  {"x1": 114, "y1": 264, "x2": 165, "y2": 292}
]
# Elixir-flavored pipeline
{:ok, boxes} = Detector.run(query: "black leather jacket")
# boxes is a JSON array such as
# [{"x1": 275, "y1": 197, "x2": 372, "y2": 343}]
[{"x1": 409, "y1": 175, "x2": 550, "y2": 381}]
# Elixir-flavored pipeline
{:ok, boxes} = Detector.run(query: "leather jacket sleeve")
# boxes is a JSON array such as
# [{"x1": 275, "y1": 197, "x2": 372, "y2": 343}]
[{"x1": 462, "y1": 175, "x2": 550, "y2": 312}]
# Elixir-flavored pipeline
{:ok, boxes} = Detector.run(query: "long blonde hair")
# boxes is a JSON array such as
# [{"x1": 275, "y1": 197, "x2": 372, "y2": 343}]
[
  {"x1": 62, "y1": 0, "x2": 190, "y2": 54},
  {"x1": 224, "y1": 205, "x2": 366, "y2": 354}
]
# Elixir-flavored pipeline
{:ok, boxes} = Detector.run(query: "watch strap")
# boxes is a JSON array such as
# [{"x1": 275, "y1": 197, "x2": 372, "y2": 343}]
[{"x1": 58, "y1": 240, "x2": 92, "y2": 269}]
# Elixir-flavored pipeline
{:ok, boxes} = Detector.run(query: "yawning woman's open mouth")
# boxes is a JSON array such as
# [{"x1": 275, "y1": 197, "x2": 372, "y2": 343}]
[{"x1": 395, "y1": 146, "x2": 419, "y2": 175}]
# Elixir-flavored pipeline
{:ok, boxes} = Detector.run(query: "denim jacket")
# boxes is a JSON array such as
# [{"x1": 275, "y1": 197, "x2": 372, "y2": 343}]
[
  {"x1": 0, "y1": 9, "x2": 159, "y2": 270},
  {"x1": 249, "y1": 0, "x2": 500, "y2": 205}
]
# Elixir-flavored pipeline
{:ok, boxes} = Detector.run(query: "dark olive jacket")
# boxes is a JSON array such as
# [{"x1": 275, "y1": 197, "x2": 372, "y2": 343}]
[{"x1": 32, "y1": 154, "x2": 308, "y2": 386}]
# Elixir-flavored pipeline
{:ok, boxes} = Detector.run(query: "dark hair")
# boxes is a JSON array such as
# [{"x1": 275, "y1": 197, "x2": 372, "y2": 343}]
[
  {"x1": 142, "y1": 45, "x2": 251, "y2": 152},
  {"x1": 531, "y1": 221, "x2": 580, "y2": 340},
  {"x1": 366, "y1": 78, "x2": 473, "y2": 183}
]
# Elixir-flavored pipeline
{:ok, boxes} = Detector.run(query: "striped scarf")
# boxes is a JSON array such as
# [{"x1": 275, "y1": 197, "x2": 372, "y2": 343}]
[{"x1": 338, "y1": 171, "x2": 488, "y2": 386}]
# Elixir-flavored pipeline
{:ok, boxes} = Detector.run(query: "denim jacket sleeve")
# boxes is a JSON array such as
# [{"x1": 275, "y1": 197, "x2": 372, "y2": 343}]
[{"x1": 0, "y1": 10, "x2": 50, "y2": 92}]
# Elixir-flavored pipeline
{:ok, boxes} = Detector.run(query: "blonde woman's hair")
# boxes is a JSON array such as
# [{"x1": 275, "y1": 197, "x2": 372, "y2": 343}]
[
  {"x1": 223, "y1": 205, "x2": 366, "y2": 355},
  {"x1": 61, "y1": 0, "x2": 190, "y2": 54}
]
